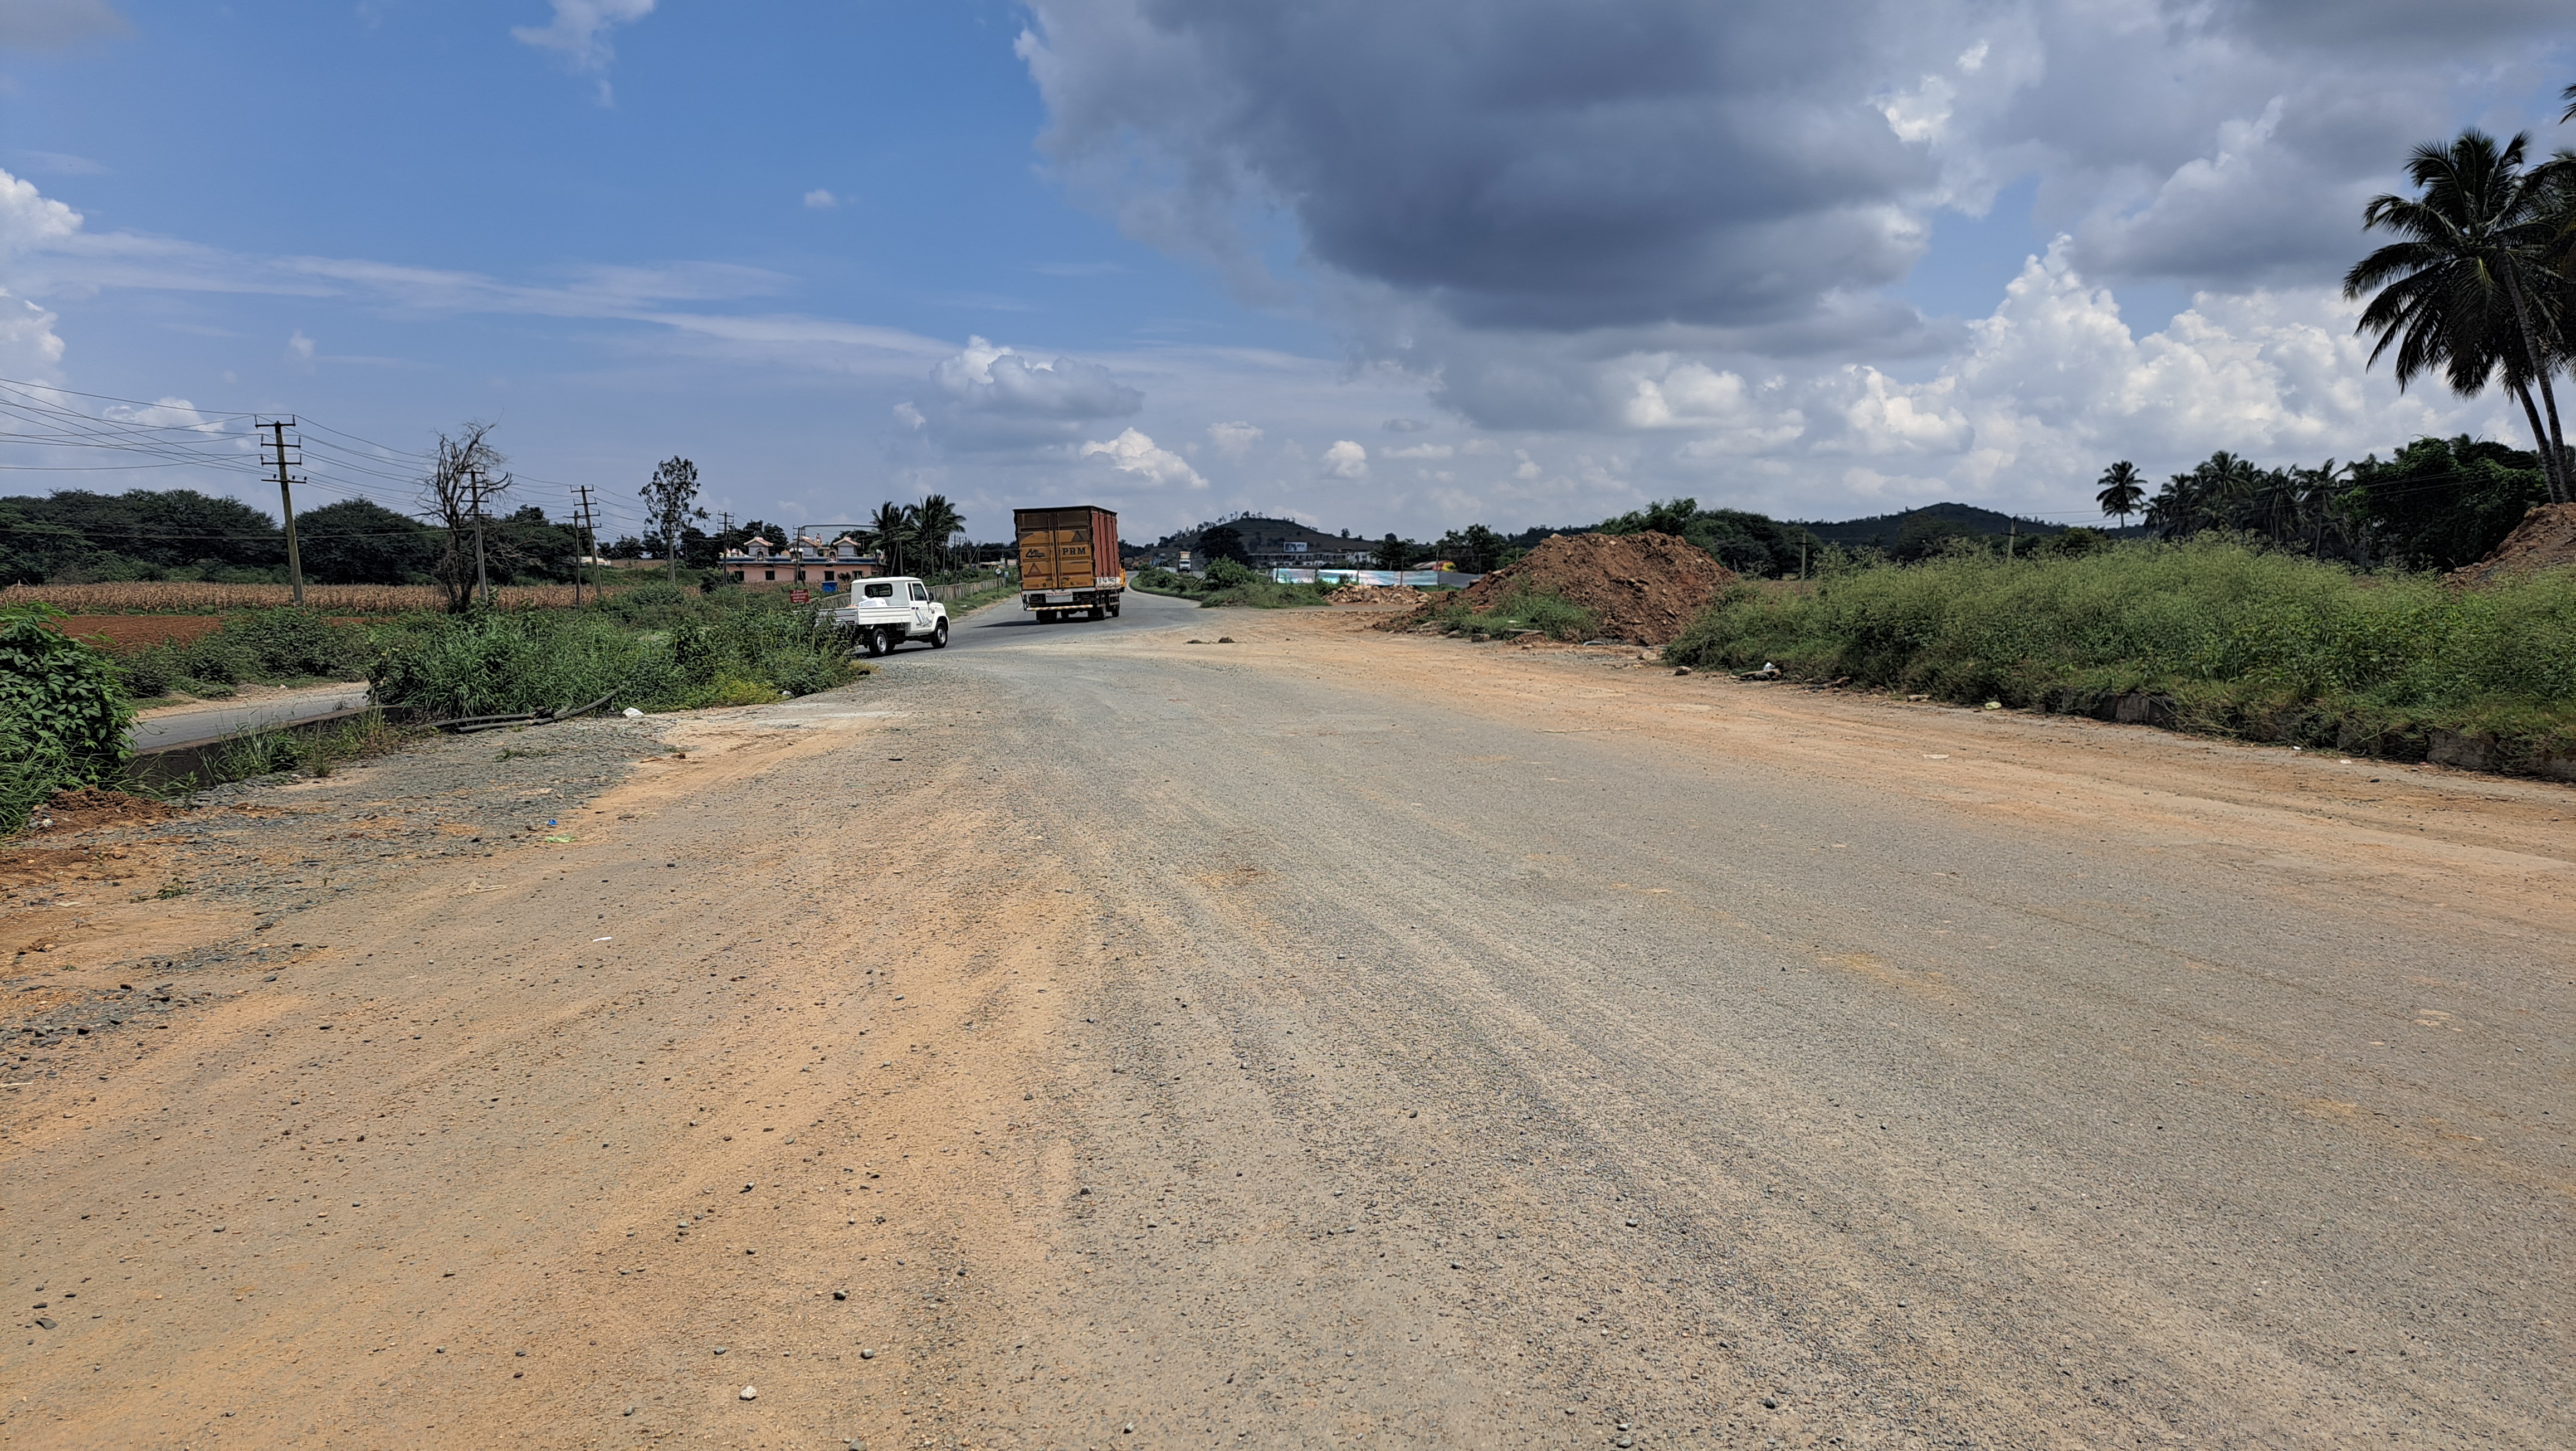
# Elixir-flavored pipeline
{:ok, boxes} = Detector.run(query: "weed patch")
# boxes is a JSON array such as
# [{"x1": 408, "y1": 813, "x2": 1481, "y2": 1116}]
[
  {"x1": 1665, "y1": 542, "x2": 2576, "y2": 767},
  {"x1": 1420, "y1": 586, "x2": 1598, "y2": 641}
]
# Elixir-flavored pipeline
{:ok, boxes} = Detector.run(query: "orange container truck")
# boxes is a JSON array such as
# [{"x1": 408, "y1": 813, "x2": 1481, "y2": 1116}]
[{"x1": 1013, "y1": 505, "x2": 1126, "y2": 621}]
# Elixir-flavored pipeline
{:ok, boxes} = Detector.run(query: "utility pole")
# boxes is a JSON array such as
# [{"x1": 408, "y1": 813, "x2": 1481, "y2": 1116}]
[
  {"x1": 469, "y1": 465, "x2": 492, "y2": 607},
  {"x1": 2006, "y1": 519, "x2": 2017, "y2": 561},
  {"x1": 260, "y1": 418, "x2": 306, "y2": 606},
  {"x1": 573, "y1": 484, "x2": 600, "y2": 607},
  {"x1": 718, "y1": 510, "x2": 735, "y2": 534}
]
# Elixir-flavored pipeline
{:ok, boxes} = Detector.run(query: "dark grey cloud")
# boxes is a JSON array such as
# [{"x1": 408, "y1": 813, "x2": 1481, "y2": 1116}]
[
  {"x1": 1024, "y1": 0, "x2": 1935, "y2": 334},
  {"x1": 1025, "y1": 0, "x2": 2576, "y2": 338}
]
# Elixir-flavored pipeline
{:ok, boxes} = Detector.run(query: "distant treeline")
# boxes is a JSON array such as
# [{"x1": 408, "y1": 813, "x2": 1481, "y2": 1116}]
[{"x1": 0, "y1": 490, "x2": 587, "y2": 588}]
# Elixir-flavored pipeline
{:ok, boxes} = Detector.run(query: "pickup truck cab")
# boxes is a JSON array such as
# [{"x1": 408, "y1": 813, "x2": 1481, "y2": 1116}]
[{"x1": 831, "y1": 576, "x2": 949, "y2": 656}]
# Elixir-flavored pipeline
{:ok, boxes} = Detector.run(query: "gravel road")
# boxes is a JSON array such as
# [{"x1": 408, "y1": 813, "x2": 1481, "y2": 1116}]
[{"x1": 4, "y1": 587, "x2": 2565, "y2": 1448}]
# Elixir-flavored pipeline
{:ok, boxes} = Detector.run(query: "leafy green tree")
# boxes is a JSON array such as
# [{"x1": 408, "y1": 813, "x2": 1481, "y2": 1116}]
[
  {"x1": 486, "y1": 504, "x2": 584, "y2": 583},
  {"x1": 2344, "y1": 436, "x2": 2549, "y2": 569},
  {"x1": 1198, "y1": 523, "x2": 1247, "y2": 566},
  {"x1": 3, "y1": 488, "x2": 284, "y2": 577},
  {"x1": 640, "y1": 457, "x2": 706, "y2": 586},
  {"x1": 1434, "y1": 523, "x2": 1508, "y2": 573},
  {"x1": 2345, "y1": 130, "x2": 2571, "y2": 503},
  {"x1": 0, "y1": 503, "x2": 93, "y2": 584},
  {"x1": 1595, "y1": 496, "x2": 1817, "y2": 576},
  {"x1": 2095, "y1": 461, "x2": 2146, "y2": 528},
  {"x1": 1371, "y1": 533, "x2": 1417, "y2": 571},
  {"x1": 295, "y1": 498, "x2": 438, "y2": 584}
]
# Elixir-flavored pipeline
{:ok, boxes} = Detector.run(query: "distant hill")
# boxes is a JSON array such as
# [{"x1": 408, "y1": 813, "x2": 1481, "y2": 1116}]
[{"x1": 1792, "y1": 502, "x2": 2069, "y2": 551}]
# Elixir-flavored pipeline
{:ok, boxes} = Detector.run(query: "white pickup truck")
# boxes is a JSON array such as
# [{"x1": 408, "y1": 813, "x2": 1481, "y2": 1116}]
[{"x1": 831, "y1": 577, "x2": 950, "y2": 656}]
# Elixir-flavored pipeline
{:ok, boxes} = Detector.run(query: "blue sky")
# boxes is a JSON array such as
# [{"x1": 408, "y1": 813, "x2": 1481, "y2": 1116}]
[{"x1": 3, "y1": 1, "x2": 2573, "y2": 543}]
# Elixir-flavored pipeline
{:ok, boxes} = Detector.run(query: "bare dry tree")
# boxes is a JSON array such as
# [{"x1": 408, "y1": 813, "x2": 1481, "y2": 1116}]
[{"x1": 423, "y1": 422, "x2": 507, "y2": 613}]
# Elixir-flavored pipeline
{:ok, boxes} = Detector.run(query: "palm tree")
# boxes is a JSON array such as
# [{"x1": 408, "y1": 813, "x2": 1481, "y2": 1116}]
[
  {"x1": 2344, "y1": 130, "x2": 2572, "y2": 504},
  {"x1": 2095, "y1": 461, "x2": 2146, "y2": 530},
  {"x1": 866, "y1": 500, "x2": 916, "y2": 577},
  {"x1": 913, "y1": 494, "x2": 965, "y2": 575}
]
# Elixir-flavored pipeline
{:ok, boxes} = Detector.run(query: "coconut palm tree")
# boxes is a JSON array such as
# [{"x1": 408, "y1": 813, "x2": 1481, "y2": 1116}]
[
  {"x1": 2094, "y1": 461, "x2": 2146, "y2": 529},
  {"x1": 913, "y1": 494, "x2": 965, "y2": 574},
  {"x1": 2345, "y1": 130, "x2": 2572, "y2": 504},
  {"x1": 866, "y1": 500, "x2": 916, "y2": 577}
]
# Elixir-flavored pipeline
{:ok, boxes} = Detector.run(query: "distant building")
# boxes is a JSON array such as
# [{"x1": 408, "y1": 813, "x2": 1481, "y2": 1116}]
[
  {"x1": 1136, "y1": 517, "x2": 1374, "y2": 570},
  {"x1": 721, "y1": 534, "x2": 879, "y2": 591}
]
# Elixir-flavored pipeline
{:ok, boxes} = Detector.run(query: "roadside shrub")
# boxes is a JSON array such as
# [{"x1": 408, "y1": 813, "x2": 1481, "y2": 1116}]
[
  {"x1": 370, "y1": 610, "x2": 674, "y2": 718},
  {"x1": 0, "y1": 605, "x2": 133, "y2": 832},
  {"x1": 117, "y1": 607, "x2": 368, "y2": 699},
  {"x1": 1663, "y1": 541, "x2": 2576, "y2": 756},
  {"x1": 368, "y1": 593, "x2": 861, "y2": 718}
]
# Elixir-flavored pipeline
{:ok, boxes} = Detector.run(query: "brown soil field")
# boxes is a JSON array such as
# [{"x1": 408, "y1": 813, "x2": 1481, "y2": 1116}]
[{"x1": 45, "y1": 615, "x2": 230, "y2": 654}]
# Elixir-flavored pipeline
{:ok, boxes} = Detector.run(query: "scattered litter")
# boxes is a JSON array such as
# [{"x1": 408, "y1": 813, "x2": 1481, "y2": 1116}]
[
  {"x1": 622, "y1": 707, "x2": 645, "y2": 719},
  {"x1": 593, "y1": 936, "x2": 613, "y2": 943}
]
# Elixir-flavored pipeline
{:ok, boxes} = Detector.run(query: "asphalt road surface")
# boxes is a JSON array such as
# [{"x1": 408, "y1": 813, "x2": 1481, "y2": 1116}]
[
  {"x1": 126, "y1": 683, "x2": 372, "y2": 752},
  {"x1": 8, "y1": 598, "x2": 2564, "y2": 1448}
]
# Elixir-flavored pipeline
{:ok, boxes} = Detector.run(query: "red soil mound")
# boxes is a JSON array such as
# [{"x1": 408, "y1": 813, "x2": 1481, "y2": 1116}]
[
  {"x1": 2449, "y1": 503, "x2": 2576, "y2": 586},
  {"x1": 1388, "y1": 531, "x2": 1735, "y2": 645}
]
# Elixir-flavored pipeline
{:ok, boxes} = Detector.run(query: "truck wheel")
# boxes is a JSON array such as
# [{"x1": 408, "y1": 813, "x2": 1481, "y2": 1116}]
[
  {"x1": 876, "y1": 626, "x2": 900, "y2": 655},
  {"x1": 862, "y1": 628, "x2": 886, "y2": 658},
  {"x1": 1108, "y1": 602, "x2": 1121, "y2": 618},
  {"x1": 929, "y1": 619, "x2": 949, "y2": 649},
  {"x1": 1087, "y1": 605, "x2": 1105, "y2": 621}
]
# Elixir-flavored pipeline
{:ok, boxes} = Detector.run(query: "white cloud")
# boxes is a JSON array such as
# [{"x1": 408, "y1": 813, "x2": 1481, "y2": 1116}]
[
  {"x1": 1081, "y1": 427, "x2": 1208, "y2": 489},
  {"x1": 1384, "y1": 442, "x2": 1451, "y2": 460},
  {"x1": 286, "y1": 329, "x2": 316, "y2": 368},
  {"x1": 803, "y1": 189, "x2": 838, "y2": 210},
  {"x1": 0, "y1": 167, "x2": 83, "y2": 260},
  {"x1": 0, "y1": 291, "x2": 66, "y2": 380},
  {"x1": 1207, "y1": 420, "x2": 1262, "y2": 456},
  {"x1": 1320, "y1": 439, "x2": 1368, "y2": 479},
  {"x1": 512, "y1": 0, "x2": 655, "y2": 101},
  {"x1": 930, "y1": 335, "x2": 1142, "y2": 419}
]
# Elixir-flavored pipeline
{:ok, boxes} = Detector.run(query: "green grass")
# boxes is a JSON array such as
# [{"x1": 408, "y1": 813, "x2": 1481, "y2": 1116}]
[
  {"x1": 1132, "y1": 564, "x2": 1344, "y2": 609},
  {"x1": 1420, "y1": 586, "x2": 1597, "y2": 641},
  {"x1": 120, "y1": 607, "x2": 370, "y2": 700},
  {"x1": 1663, "y1": 542, "x2": 2576, "y2": 763},
  {"x1": 367, "y1": 588, "x2": 863, "y2": 719}
]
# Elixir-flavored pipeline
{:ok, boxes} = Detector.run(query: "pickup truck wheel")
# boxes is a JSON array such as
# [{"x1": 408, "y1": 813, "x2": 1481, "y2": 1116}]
[
  {"x1": 929, "y1": 619, "x2": 949, "y2": 649},
  {"x1": 876, "y1": 626, "x2": 900, "y2": 655},
  {"x1": 861, "y1": 628, "x2": 885, "y2": 658}
]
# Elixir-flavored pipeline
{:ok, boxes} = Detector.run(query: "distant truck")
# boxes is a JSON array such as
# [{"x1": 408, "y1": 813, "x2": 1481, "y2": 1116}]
[
  {"x1": 831, "y1": 576, "x2": 949, "y2": 656},
  {"x1": 1014, "y1": 505, "x2": 1126, "y2": 621}
]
